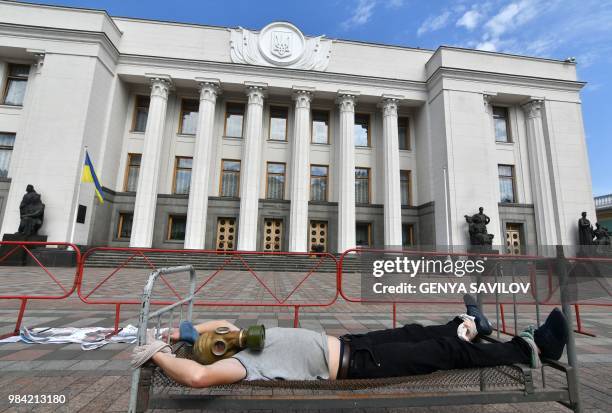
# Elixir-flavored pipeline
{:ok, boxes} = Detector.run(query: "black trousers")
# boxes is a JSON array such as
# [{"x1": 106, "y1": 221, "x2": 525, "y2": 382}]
[{"x1": 342, "y1": 317, "x2": 531, "y2": 379}]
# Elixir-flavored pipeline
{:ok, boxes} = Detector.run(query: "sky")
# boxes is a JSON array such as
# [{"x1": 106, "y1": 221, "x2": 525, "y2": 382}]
[{"x1": 27, "y1": 0, "x2": 612, "y2": 196}]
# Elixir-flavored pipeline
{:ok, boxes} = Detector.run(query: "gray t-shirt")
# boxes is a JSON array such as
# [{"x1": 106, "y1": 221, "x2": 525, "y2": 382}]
[{"x1": 232, "y1": 327, "x2": 329, "y2": 381}]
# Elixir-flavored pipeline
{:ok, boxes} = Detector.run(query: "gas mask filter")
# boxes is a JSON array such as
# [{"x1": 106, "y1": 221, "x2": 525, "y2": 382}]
[{"x1": 192, "y1": 324, "x2": 265, "y2": 365}]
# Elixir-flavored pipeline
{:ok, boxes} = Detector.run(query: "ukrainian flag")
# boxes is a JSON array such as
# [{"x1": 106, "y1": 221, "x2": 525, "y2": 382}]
[{"x1": 82, "y1": 150, "x2": 104, "y2": 203}]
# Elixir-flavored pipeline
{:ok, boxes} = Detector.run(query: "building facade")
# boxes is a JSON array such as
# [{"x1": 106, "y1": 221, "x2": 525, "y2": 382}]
[
  {"x1": 0, "y1": 1, "x2": 597, "y2": 253},
  {"x1": 595, "y1": 194, "x2": 612, "y2": 230}
]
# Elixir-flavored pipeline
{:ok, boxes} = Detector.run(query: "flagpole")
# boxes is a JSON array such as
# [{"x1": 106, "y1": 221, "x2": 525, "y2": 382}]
[{"x1": 69, "y1": 145, "x2": 88, "y2": 246}]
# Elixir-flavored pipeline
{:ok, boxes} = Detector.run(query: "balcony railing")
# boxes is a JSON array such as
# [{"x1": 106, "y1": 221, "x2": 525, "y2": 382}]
[{"x1": 595, "y1": 194, "x2": 612, "y2": 208}]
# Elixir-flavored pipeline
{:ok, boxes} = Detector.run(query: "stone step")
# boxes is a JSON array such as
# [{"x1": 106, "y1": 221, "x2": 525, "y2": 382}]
[{"x1": 82, "y1": 251, "x2": 363, "y2": 272}]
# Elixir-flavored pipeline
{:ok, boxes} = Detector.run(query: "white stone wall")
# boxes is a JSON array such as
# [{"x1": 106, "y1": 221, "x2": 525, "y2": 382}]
[{"x1": 0, "y1": 0, "x2": 596, "y2": 250}]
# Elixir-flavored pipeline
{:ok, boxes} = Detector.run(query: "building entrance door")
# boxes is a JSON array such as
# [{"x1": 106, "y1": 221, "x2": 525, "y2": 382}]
[
  {"x1": 216, "y1": 217, "x2": 236, "y2": 251},
  {"x1": 263, "y1": 218, "x2": 283, "y2": 251},
  {"x1": 505, "y1": 223, "x2": 522, "y2": 255},
  {"x1": 309, "y1": 220, "x2": 328, "y2": 252}
]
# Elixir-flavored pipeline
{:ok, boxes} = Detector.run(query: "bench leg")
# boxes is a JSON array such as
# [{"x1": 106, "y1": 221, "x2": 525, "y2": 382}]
[{"x1": 128, "y1": 366, "x2": 152, "y2": 413}]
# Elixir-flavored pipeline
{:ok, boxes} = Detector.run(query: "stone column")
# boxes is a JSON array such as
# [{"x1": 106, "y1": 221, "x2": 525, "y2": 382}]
[
  {"x1": 130, "y1": 75, "x2": 171, "y2": 248},
  {"x1": 336, "y1": 91, "x2": 358, "y2": 253},
  {"x1": 237, "y1": 83, "x2": 267, "y2": 251},
  {"x1": 522, "y1": 99, "x2": 558, "y2": 245},
  {"x1": 380, "y1": 95, "x2": 403, "y2": 247},
  {"x1": 288, "y1": 87, "x2": 314, "y2": 252},
  {"x1": 184, "y1": 79, "x2": 221, "y2": 249}
]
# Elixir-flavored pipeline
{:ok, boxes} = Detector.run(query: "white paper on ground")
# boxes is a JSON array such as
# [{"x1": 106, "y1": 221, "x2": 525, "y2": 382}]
[{"x1": 0, "y1": 325, "x2": 141, "y2": 350}]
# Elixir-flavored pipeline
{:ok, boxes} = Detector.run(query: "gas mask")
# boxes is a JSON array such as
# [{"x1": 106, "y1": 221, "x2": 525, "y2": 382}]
[{"x1": 192, "y1": 325, "x2": 265, "y2": 365}]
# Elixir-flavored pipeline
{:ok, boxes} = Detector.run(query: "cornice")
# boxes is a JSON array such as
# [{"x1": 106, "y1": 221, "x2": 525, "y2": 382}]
[
  {"x1": 0, "y1": 22, "x2": 120, "y2": 63},
  {"x1": 427, "y1": 66, "x2": 585, "y2": 93},
  {"x1": 117, "y1": 54, "x2": 427, "y2": 94}
]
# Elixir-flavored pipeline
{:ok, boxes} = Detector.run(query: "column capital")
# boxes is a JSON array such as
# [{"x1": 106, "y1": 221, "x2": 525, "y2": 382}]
[
  {"x1": 245, "y1": 82, "x2": 267, "y2": 106},
  {"x1": 336, "y1": 91, "x2": 359, "y2": 112},
  {"x1": 522, "y1": 99, "x2": 544, "y2": 119},
  {"x1": 379, "y1": 95, "x2": 402, "y2": 118},
  {"x1": 292, "y1": 87, "x2": 314, "y2": 109},
  {"x1": 196, "y1": 78, "x2": 221, "y2": 103},
  {"x1": 27, "y1": 49, "x2": 45, "y2": 74},
  {"x1": 145, "y1": 74, "x2": 172, "y2": 99},
  {"x1": 483, "y1": 94, "x2": 495, "y2": 114}
]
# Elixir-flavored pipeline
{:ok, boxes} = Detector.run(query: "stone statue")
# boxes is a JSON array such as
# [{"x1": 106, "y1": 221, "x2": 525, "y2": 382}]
[
  {"x1": 578, "y1": 211, "x2": 594, "y2": 245},
  {"x1": 465, "y1": 207, "x2": 494, "y2": 247},
  {"x1": 593, "y1": 223, "x2": 611, "y2": 246},
  {"x1": 17, "y1": 184, "x2": 45, "y2": 237}
]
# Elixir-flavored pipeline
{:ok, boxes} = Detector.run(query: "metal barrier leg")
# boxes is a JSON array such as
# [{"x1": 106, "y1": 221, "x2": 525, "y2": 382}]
[
  {"x1": 573, "y1": 304, "x2": 596, "y2": 337},
  {"x1": 557, "y1": 247, "x2": 582, "y2": 413},
  {"x1": 293, "y1": 306, "x2": 300, "y2": 328},
  {"x1": 114, "y1": 303, "x2": 121, "y2": 334},
  {"x1": 0, "y1": 298, "x2": 28, "y2": 340}
]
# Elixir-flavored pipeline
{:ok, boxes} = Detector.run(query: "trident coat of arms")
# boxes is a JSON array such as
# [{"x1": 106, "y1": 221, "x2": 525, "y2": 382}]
[{"x1": 271, "y1": 31, "x2": 292, "y2": 58}]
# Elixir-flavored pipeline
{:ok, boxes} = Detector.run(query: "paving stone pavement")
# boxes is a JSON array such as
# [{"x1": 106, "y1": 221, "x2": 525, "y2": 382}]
[{"x1": 0, "y1": 263, "x2": 610, "y2": 412}]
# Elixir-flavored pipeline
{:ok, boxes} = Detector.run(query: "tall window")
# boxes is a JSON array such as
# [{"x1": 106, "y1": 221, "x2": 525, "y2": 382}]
[
  {"x1": 356, "y1": 223, "x2": 371, "y2": 247},
  {"x1": 0, "y1": 132, "x2": 16, "y2": 178},
  {"x1": 498, "y1": 164, "x2": 516, "y2": 203},
  {"x1": 355, "y1": 167, "x2": 370, "y2": 204},
  {"x1": 132, "y1": 95, "x2": 150, "y2": 132},
  {"x1": 266, "y1": 162, "x2": 286, "y2": 199},
  {"x1": 310, "y1": 165, "x2": 328, "y2": 201},
  {"x1": 493, "y1": 106, "x2": 511, "y2": 143},
  {"x1": 398, "y1": 117, "x2": 410, "y2": 150},
  {"x1": 311, "y1": 110, "x2": 330, "y2": 144},
  {"x1": 354, "y1": 114, "x2": 370, "y2": 147},
  {"x1": 179, "y1": 99, "x2": 199, "y2": 135},
  {"x1": 124, "y1": 153, "x2": 141, "y2": 192},
  {"x1": 2, "y1": 64, "x2": 29, "y2": 106},
  {"x1": 173, "y1": 157, "x2": 193, "y2": 195},
  {"x1": 402, "y1": 223, "x2": 414, "y2": 247},
  {"x1": 224, "y1": 103, "x2": 245, "y2": 138},
  {"x1": 117, "y1": 213, "x2": 133, "y2": 239},
  {"x1": 167, "y1": 215, "x2": 186, "y2": 241},
  {"x1": 400, "y1": 170, "x2": 411, "y2": 206},
  {"x1": 220, "y1": 160, "x2": 240, "y2": 197},
  {"x1": 269, "y1": 106, "x2": 288, "y2": 141}
]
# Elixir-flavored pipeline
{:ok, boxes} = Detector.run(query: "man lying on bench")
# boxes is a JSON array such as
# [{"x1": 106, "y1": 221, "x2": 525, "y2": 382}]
[{"x1": 131, "y1": 295, "x2": 568, "y2": 388}]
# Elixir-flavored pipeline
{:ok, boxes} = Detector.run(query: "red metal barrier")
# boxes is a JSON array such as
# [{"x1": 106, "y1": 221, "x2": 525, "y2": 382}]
[
  {"x1": 338, "y1": 248, "x2": 612, "y2": 331},
  {"x1": 0, "y1": 241, "x2": 81, "y2": 338},
  {"x1": 564, "y1": 255, "x2": 612, "y2": 336},
  {"x1": 3, "y1": 243, "x2": 609, "y2": 339},
  {"x1": 78, "y1": 247, "x2": 340, "y2": 330}
]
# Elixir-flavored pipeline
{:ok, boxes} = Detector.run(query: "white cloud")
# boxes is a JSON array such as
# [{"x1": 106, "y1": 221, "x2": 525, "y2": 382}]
[
  {"x1": 417, "y1": 11, "x2": 451, "y2": 36},
  {"x1": 457, "y1": 9, "x2": 482, "y2": 30},
  {"x1": 342, "y1": 0, "x2": 377, "y2": 29},
  {"x1": 484, "y1": 0, "x2": 538, "y2": 37},
  {"x1": 475, "y1": 40, "x2": 498, "y2": 52}
]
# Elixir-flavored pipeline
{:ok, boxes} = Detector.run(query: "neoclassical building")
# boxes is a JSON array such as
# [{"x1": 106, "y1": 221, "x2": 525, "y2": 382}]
[{"x1": 0, "y1": 1, "x2": 596, "y2": 253}]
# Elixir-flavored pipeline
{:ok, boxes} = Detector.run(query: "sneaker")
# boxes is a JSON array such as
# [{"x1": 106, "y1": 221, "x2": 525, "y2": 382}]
[
  {"x1": 463, "y1": 294, "x2": 493, "y2": 336},
  {"x1": 534, "y1": 308, "x2": 568, "y2": 361},
  {"x1": 519, "y1": 326, "x2": 542, "y2": 369}
]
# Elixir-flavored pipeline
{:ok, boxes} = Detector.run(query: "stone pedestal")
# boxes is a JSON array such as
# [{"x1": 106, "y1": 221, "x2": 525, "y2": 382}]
[{"x1": 0, "y1": 233, "x2": 48, "y2": 266}]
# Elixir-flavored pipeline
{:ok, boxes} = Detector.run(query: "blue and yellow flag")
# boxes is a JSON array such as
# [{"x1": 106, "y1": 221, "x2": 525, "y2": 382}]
[{"x1": 82, "y1": 150, "x2": 104, "y2": 203}]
